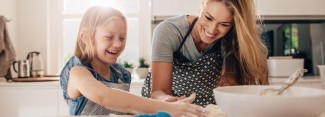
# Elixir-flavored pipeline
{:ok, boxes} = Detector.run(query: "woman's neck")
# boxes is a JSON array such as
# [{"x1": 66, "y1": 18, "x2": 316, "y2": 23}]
[{"x1": 191, "y1": 25, "x2": 210, "y2": 53}]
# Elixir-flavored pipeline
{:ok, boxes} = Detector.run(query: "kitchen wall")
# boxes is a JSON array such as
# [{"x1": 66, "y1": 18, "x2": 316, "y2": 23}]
[
  {"x1": 0, "y1": 0, "x2": 17, "y2": 53},
  {"x1": 0, "y1": 0, "x2": 60, "y2": 75},
  {"x1": 310, "y1": 23, "x2": 325, "y2": 75},
  {"x1": 2, "y1": 0, "x2": 325, "y2": 76}
]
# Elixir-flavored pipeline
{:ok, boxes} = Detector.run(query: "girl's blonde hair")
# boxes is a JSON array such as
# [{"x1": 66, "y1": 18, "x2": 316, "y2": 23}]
[
  {"x1": 75, "y1": 6, "x2": 127, "y2": 63},
  {"x1": 203, "y1": 0, "x2": 269, "y2": 85}
]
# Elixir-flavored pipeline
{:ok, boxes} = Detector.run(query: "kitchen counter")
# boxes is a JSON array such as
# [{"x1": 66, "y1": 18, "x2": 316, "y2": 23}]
[
  {"x1": 0, "y1": 77, "x2": 324, "y2": 117},
  {"x1": 0, "y1": 76, "x2": 322, "y2": 86},
  {"x1": 270, "y1": 75, "x2": 321, "y2": 83},
  {"x1": 0, "y1": 77, "x2": 145, "y2": 86}
]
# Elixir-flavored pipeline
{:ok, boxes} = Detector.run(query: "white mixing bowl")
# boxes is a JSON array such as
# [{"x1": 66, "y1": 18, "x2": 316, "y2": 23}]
[{"x1": 213, "y1": 85, "x2": 325, "y2": 117}]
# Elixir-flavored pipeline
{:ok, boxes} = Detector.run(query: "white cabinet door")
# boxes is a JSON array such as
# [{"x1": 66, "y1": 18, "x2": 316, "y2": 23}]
[
  {"x1": 130, "y1": 79, "x2": 144, "y2": 96},
  {"x1": 256, "y1": 0, "x2": 325, "y2": 15},
  {"x1": 58, "y1": 89, "x2": 69, "y2": 116},
  {"x1": 0, "y1": 85, "x2": 59, "y2": 117},
  {"x1": 152, "y1": 0, "x2": 201, "y2": 16}
]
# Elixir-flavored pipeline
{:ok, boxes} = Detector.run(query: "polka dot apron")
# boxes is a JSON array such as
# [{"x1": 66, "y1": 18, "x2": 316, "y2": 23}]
[{"x1": 141, "y1": 17, "x2": 223, "y2": 107}]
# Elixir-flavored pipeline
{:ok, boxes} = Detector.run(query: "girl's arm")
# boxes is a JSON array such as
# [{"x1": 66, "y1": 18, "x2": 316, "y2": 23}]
[{"x1": 68, "y1": 66, "x2": 203, "y2": 116}]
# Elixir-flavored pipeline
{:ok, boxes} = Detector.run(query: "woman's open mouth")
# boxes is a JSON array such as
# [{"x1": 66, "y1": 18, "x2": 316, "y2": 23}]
[{"x1": 204, "y1": 29, "x2": 215, "y2": 38}]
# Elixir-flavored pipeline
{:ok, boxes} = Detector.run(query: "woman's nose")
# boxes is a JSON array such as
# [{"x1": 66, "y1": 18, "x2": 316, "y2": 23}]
[{"x1": 207, "y1": 24, "x2": 219, "y2": 35}]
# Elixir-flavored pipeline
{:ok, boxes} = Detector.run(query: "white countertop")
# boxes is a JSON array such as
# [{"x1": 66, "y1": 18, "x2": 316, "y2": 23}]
[
  {"x1": 0, "y1": 76, "x2": 322, "y2": 86},
  {"x1": 270, "y1": 75, "x2": 321, "y2": 83},
  {"x1": 0, "y1": 77, "x2": 146, "y2": 86}
]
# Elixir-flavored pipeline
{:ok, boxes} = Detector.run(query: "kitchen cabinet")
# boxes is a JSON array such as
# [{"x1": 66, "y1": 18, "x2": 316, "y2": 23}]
[
  {"x1": 151, "y1": 0, "x2": 325, "y2": 16},
  {"x1": 0, "y1": 79, "x2": 142, "y2": 117},
  {"x1": 0, "y1": 82, "x2": 63, "y2": 117},
  {"x1": 269, "y1": 76, "x2": 324, "y2": 89},
  {"x1": 256, "y1": 0, "x2": 325, "y2": 16},
  {"x1": 151, "y1": 0, "x2": 201, "y2": 16},
  {"x1": 129, "y1": 78, "x2": 145, "y2": 96}
]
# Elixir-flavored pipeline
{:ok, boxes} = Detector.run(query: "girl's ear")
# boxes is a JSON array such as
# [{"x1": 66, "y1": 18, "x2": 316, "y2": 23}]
[{"x1": 79, "y1": 32, "x2": 87, "y2": 44}]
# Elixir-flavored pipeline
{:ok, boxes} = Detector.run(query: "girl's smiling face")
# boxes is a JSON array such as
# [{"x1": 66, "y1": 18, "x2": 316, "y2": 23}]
[{"x1": 93, "y1": 17, "x2": 127, "y2": 65}]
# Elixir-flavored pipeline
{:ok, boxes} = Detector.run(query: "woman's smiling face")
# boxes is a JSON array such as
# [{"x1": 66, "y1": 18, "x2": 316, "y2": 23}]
[
  {"x1": 196, "y1": 1, "x2": 233, "y2": 44},
  {"x1": 93, "y1": 17, "x2": 127, "y2": 65}
]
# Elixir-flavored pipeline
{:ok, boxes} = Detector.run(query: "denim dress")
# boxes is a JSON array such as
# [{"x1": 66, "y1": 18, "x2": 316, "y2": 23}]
[{"x1": 60, "y1": 56, "x2": 131, "y2": 115}]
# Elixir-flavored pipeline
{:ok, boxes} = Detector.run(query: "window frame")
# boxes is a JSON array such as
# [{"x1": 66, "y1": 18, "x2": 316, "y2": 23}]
[{"x1": 46, "y1": 0, "x2": 152, "y2": 74}]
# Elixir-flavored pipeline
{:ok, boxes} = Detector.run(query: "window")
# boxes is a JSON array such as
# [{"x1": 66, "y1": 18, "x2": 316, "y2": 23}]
[
  {"x1": 283, "y1": 24, "x2": 299, "y2": 55},
  {"x1": 60, "y1": 0, "x2": 151, "y2": 68}
]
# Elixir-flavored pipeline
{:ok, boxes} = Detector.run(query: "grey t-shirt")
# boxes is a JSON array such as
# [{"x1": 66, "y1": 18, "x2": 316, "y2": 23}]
[{"x1": 151, "y1": 15, "x2": 215, "y2": 62}]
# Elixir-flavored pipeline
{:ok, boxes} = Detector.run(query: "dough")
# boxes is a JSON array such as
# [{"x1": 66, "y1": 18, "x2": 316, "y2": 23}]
[{"x1": 204, "y1": 104, "x2": 227, "y2": 117}]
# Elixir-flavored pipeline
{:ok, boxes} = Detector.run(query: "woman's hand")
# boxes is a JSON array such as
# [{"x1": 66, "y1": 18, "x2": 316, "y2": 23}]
[
  {"x1": 177, "y1": 93, "x2": 196, "y2": 103},
  {"x1": 160, "y1": 93, "x2": 197, "y2": 104}
]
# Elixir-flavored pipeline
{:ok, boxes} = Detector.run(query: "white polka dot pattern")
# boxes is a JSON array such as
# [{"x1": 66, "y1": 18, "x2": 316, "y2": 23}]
[{"x1": 142, "y1": 51, "x2": 223, "y2": 107}]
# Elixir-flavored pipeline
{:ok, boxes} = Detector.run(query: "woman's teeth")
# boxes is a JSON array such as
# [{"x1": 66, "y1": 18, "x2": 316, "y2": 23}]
[{"x1": 205, "y1": 30, "x2": 215, "y2": 38}]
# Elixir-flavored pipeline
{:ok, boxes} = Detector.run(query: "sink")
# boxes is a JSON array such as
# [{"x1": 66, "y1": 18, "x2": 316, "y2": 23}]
[{"x1": 267, "y1": 58, "x2": 304, "y2": 77}]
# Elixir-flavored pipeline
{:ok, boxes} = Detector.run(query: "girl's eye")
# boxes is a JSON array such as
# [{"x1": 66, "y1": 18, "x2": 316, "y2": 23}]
[
  {"x1": 119, "y1": 37, "x2": 126, "y2": 41},
  {"x1": 105, "y1": 36, "x2": 113, "y2": 40},
  {"x1": 205, "y1": 16, "x2": 212, "y2": 21}
]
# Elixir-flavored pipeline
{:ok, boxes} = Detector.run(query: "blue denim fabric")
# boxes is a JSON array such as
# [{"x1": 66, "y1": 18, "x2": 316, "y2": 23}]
[{"x1": 59, "y1": 56, "x2": 131, "y2": 115}]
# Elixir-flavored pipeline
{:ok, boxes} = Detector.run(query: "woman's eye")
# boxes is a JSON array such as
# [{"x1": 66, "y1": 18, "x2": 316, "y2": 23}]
[
  {"x1": 205, "y1": 16, "x2": 212, "y2": 21},
  {"x1": 221, "y1": 24, "x2": 230, "y2": 27}
]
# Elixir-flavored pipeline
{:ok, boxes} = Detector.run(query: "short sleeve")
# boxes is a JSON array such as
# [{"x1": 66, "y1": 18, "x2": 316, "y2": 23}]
[
  {"x1": 111, "y1": 63, "x2": 131, "y2": 84},
  {"x1": 151, "y1": 17, "x2": 185, "y2": 62},
  {"x1": 59, "y1": 56, "x2": 82, "y2": 100}
]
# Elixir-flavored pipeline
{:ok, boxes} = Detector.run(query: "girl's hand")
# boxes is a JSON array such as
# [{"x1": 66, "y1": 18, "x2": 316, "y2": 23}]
[{"x1": 168, "y1": 102, "x2": 205, "y2": 117}]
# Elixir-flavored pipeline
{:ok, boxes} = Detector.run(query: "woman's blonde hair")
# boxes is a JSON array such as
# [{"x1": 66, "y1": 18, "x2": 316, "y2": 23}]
[
  {"x1": 203, "y1": 0, "x2": 269, "y2": 85},
  {"x1": 74, "y1": 6, "x2": 127, "y2": 63}
]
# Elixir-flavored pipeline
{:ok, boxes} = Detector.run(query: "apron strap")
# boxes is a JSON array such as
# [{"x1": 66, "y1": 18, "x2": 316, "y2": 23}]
[{"x1": 174, "y1": 17, "x2": 198, "y2": 53}]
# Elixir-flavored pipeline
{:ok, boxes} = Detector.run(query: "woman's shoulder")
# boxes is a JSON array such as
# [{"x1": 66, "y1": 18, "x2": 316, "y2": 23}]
[
  {"x1": 153, "y1": 15, "x2": 190, "y2": 40},
  {"x1": 159, "y1": 15, "x2": 188, "y2": 28}
]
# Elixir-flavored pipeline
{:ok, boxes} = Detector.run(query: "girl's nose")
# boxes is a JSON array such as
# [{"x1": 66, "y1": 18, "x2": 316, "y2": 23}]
[{"x1": 112, "y1": 38, "x2": 122, "y2": 48}]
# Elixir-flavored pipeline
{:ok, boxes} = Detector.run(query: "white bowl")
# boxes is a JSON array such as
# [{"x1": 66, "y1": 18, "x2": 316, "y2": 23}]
[{"x1": 213, "y1": 85, "x2": 325, "y2": 117}]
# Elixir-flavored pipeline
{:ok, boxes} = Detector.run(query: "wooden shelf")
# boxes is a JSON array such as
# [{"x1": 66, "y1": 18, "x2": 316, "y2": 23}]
[{"x1": 9, "y1": 77, "x2": 59, "y2": 82}]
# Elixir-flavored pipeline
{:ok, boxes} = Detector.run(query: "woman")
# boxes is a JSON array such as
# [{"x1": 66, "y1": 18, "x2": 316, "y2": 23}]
[{"x1": 142, "y1": 0, "x2": 269, "y2": 107}]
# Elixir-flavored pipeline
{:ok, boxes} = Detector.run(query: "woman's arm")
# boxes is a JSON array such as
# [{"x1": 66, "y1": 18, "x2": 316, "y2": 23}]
[
  {"x1": 150, "y1": 61, "x2": 178, "y2": 101},
  {"x1": 68, "y1": 66, "x2": 203, "y2": 116}
]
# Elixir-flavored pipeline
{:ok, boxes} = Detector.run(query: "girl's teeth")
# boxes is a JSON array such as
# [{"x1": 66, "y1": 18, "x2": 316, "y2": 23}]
[{"x1": 107, "y1": 50, "x2": 117, "y2": 54}]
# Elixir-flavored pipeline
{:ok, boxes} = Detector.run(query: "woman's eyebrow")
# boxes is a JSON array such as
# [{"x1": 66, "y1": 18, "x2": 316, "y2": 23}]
[{"x1": 206, "y1": 12, "x2": 233, "y2": 24}]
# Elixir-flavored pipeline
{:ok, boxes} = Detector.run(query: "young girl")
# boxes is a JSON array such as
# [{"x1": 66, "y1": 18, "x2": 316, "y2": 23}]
[{"x1": 60, "y1": 6, "x2": 204, "y2": 116}]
